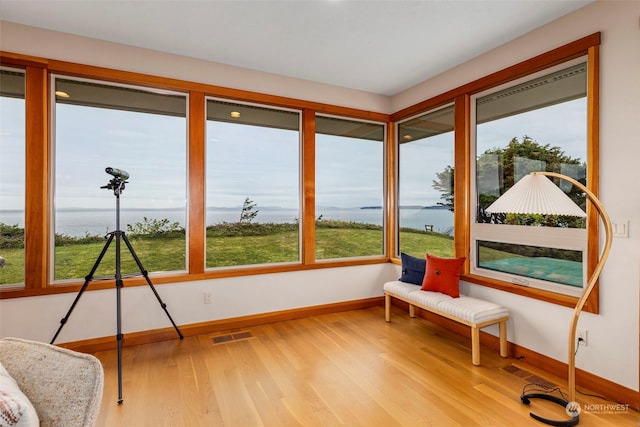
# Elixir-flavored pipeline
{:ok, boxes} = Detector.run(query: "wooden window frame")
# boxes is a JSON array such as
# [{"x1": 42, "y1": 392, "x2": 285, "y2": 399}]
[
  {"x1": 391, "y1": 33, "x2": 601, "y2": 313},
  {"x1": 0, "y1": 53, "x2": 389, "y2": 298},
  {"x1": 314, "y1": 113, "x2": 388, "y2": 261},
  {"x1": 0, "y1": 33, "x2": 600, "y2": 313}
]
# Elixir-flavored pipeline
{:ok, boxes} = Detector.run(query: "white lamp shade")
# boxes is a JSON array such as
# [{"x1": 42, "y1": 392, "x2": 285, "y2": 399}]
[{"x1": 485, "y1": 173, "x2": 587, "y2": 217}]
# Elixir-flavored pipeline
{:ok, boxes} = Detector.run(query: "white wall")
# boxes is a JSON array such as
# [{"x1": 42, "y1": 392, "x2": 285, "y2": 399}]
[
  {"x1": 0, "y1": 264, "x2": 396, "y2": 345},
  {"x1": 0, "y1": 22, "x2": 395, "y2": 348},
  {"x1": 1, "y1": 0, "x2": 638, "y2": 392},
  {"x1": 394, "y1": 0, "x2": 640, "y2": 391}
]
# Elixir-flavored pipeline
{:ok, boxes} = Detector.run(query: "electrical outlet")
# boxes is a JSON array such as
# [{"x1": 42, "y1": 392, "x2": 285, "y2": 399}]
[
  {"x1": 204, "y1": 291, "x2": 213, "y2": 304},
  {"x1": 577, "y1": 329, "x2": 588, "y2": 347}
]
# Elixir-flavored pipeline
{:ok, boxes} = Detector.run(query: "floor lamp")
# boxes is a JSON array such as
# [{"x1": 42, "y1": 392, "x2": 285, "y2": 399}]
[{"x1": 486, "y1": 171, "x2": 612, "y2": 426}]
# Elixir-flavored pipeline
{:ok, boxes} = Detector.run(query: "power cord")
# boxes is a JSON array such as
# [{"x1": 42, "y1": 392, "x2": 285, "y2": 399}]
[
  {"x1": 575, "y1": 337, "x2": 584, "y2": 355},
  {"x1": 521, "y1": 383, "x2": 570, "y2": 402},
  {"x1": 522, "y1": 377, "x2": 617, "y2": 405}
]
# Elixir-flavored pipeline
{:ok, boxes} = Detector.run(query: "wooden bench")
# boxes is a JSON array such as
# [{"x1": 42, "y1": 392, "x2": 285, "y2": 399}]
[{"x1": 383, "y1": 281, "x2": 509, "y2": 365}]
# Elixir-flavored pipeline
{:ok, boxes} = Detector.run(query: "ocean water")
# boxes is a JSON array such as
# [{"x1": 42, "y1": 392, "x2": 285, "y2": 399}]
[{"x1": 0, "y1": 207, "x2": 453, "y2": 237}]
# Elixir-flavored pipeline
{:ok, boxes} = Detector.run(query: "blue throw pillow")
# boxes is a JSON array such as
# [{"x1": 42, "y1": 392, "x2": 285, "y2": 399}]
[{"x1": 399, "y1": 252, "x2": 426, "y2": 285}]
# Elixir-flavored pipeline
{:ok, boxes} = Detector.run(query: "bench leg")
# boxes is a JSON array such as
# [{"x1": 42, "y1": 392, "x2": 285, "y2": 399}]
[
  {"x1": 409, "y1": 304, "x2": 416, "y2": 318},
  {"x1": 384, "y1": 293, "x2": 391, "y2": 322},
  {"x1": 471, "y1": 326, "x2": 480, "y2": 366},
  {"x1": 499, "y1": 320, "x2": 508, "y2": 358}
]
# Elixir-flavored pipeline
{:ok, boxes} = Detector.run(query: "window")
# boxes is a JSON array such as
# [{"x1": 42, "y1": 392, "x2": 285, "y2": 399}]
[
  {"x1": 397, "y1": 105, "x2": 455, "y2": 259},
  {"x1": 53, "y1": 77, "x2": 188, "y2": 281},
  {"x1": 0, "y1": 68, "x2": 26, "y2": 286},
  {"x1": 205, "y1": 99, "x2": 301, "y2": 268},
  {"x1": 1, "y1": 35, "x2": 599, "y2": 301},
  {"x1": 315, "y1": 115, "x2": 385, "y2": 259},
  {"x1": 471, "y1": 59, "x2": 588, "y2": 297}
]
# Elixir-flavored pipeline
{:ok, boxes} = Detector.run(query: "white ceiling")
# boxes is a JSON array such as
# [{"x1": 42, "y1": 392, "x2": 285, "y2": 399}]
[{"x1": 0, "y1": 0, "x2": 594, "y2": 96}]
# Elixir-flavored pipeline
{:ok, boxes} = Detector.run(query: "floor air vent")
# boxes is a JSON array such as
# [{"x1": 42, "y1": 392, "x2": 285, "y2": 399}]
[
  {"x1": 502, "y1": 365, "x2": 530, "y2": 378},
  {"x1": 526, "y1": 374, "x2": 558, "y2": 389},
  {"x1": 503, "y1": 365, "x2": 558, "y2": 389},
  {"x1": 211, "y1": 331, "x2": 253, "y2": 344}
]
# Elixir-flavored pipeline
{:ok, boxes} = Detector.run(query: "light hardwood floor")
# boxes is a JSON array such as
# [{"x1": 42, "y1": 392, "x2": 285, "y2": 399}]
[{"x1": 93, "y1": 306, "x2": 639, "y2": 426}]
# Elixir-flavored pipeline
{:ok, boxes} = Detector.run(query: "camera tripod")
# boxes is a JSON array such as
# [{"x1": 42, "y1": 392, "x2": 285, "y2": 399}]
[{"x1": 51, "y1": 169, "x2": 183, "y2": 404}]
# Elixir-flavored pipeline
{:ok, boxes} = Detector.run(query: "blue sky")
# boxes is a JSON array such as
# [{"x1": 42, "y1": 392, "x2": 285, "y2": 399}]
[
  {"x1": 206, "y1": 120, "x2": 300, "y2": 209},
  {"x1": 0, "y1": 97, "x2": 25, "y2": 211},
  {"x1": 477, "y1": 98, "x2": 587, "y2": 160},
  {"x1": 53, "y1": 104, "x2": 187, "y2": 210},
  {"x1": 0, "y1": 96, "x2": 586, "y2": 215}
]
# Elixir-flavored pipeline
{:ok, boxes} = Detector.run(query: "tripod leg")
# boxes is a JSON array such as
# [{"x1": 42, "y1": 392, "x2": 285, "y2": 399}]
[
  {"x1": 115, "y1": 225, "x2": 125, "y2": 404},
  {"x1": 121, "y1": 233, "x2": 184, "y2": 339},
  {"x1": 116, "y1": 273, "x2": 124, "y2": 404},
  {"x1": 51, "y1": 234, "x2": 115, "y2": 344}
]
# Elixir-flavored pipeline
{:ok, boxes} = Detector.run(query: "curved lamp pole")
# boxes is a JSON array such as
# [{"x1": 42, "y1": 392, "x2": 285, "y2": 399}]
[{"x1": 486, "y1": 171, "x2": 612, "y2": 425}]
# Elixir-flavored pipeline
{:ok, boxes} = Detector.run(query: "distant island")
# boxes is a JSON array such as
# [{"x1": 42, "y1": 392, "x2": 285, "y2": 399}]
[{"x1": 360, "y1": 205, "x2": 449, "y2": 210}]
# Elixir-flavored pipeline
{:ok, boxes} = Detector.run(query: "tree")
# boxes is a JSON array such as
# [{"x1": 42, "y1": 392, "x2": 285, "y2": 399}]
[
  {"x1": 239, "y1": 197, "x2": 259, "y2": 223},
  {"x1": 432, "y1": 165, "x2": 454, "y2": 212},
  {"x1": 432, "y1": 136, "x2": 586, "y2": 227}
]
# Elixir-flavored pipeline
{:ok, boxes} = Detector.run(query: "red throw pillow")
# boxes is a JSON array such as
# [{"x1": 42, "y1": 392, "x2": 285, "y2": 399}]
[{"x1": 420, "y1": 254, "x2": 466, "y2": 298}]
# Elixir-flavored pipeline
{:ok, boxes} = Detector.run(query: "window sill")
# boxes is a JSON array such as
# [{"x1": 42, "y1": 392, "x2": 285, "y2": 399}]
[
  {"x1": 461, "y1": 273, "x2": 598, "y2": 314},
  {"x1": 0, "y1": 257, "x2": 389, "y2": 299}
]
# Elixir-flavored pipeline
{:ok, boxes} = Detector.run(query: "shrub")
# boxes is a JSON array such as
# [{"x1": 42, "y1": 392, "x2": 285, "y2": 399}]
[
  {"x1": 0, "y1": 222, "x2": 107, "y2": 248},
  {"x1": 54, "y1": 233, "x2": 105, "y2": 246},
  {"x1": 315, "y1": 220, "x2": 381, "y2": 230},
  {"x1": 206, "y1": 221, "x2": 297, "y2": 237},
  {"x1": 126, "y1": 217, "x2": 184, "y2": 238},
  {"x1": 0, "y1": 223, "x2": 24, "y2": 249}
]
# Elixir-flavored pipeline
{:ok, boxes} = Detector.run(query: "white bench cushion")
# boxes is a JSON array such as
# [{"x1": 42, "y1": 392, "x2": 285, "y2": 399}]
[
  {"x1": 434, "y1": 295, "x2": 509, "y2": 324},
  {"x1": 401, "y1": 288, "x2": 452, "y2": 311},
  {"x1": 383, "y1": 281, "x2": 421, "y2": 300},
  {"x1": 384, "y1": 280, "x2": 509, "y2": 324}
]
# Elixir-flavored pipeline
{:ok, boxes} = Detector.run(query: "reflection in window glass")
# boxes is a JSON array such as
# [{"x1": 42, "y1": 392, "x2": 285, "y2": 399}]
[
  {"x1": 473, "y1": 60, "x2": 588, "y2": 294},
  {"x1": 315, "y1": 115, "x2": 385, "y2": 259},
  {"x1": 476, "y1": 61, "x2": 587, "y2": 227},
  {"x1": 477, "y1": 240, "x2": 583, "y2": 288},
  {"x1": 397, "y1": 105, "x2": 455, "y2": 258},
  {"x1": 206, "y1": 99, "x2": 300, "y2": 267},
  {"x1": 0, "y1": 69, "x2": 26, "y2": 286},
  {"x1": 53, "y1": 77, "x2": 187, "y2": 281}
]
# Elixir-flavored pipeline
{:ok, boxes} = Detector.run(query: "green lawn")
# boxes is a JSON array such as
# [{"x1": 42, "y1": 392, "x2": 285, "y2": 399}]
[
  {"x1": 398, "y1": 228, "x2": 454, "y2": 259},
  {"x1": 0, "y1": 226, "x2": 453, "y2": 285}
]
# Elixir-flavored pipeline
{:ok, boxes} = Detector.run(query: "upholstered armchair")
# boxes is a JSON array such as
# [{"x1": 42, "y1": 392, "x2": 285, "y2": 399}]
[{"x1": 0, "y1": 337, "x2": 104, "y2": 427}]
